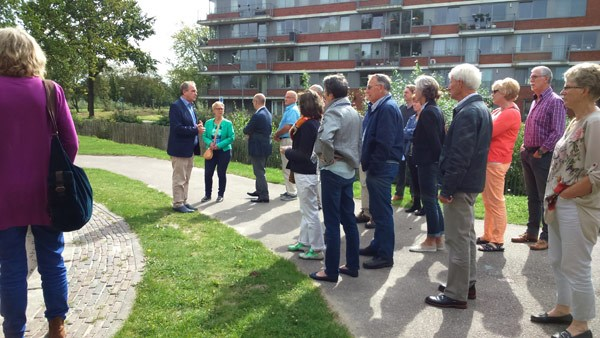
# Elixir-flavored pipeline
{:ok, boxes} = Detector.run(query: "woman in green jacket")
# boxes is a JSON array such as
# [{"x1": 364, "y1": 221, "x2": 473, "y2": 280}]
[{"x1": 201, "y1": 101, "x2": 235, "y2": 203}]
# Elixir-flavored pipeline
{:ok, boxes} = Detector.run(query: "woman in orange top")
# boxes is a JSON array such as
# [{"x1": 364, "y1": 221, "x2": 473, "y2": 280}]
[{"x1": 477, "y1": 78, "x2": 522, "y2": 251}]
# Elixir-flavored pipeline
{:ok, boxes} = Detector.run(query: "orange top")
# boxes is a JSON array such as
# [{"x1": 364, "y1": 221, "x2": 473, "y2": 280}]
[{"x1": 488, "y1": 105, "x2": 521, "y2": 163}]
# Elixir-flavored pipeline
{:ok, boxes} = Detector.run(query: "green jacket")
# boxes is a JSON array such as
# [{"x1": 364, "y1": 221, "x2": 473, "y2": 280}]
[{"x1": 202, "y1": 118, "x2": 235, "y2": 152}]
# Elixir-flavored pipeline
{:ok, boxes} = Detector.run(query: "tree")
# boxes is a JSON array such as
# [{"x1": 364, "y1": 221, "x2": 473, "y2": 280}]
[
  {"x1": 167, "y1": 25, "x2": 214, "y2": 101},
  {"x1": 20, "y1": 0, "x2": 155, "y2": 117},
  {"x1": 0, "y1": 0, "x2": 22, "y2": 27}
]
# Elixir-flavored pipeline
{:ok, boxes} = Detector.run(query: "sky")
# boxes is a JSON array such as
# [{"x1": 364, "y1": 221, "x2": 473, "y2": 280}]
[{"x1": 136, "y1": 0, "x2": 210, "y2": 76}]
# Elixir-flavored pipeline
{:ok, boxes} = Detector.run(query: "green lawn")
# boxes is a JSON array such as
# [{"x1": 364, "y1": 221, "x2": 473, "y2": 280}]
[
  {"x1": 79, "y1": 135, "x2": 528, "y2": 225},
  {"x1": 89, "y1": 169, "x2": 351, "y2": 337}
]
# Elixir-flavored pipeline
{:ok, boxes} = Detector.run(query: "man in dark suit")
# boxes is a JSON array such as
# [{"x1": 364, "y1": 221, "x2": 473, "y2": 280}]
[
  {"x1": 359, "y1": 73, "x2": 404, "y2": 269},
  {"x1": 167, "y1": 81, "x2": 205, "y2": 213},
  {"x1": 244, "y1": 93, "x2": 273, "y2": 202}
]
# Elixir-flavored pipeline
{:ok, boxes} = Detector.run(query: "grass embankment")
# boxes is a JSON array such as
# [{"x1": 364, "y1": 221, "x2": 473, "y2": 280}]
[
  {"x1": 79, "y1": 135, "x2": 528, "y2": 225},
  {"x1": 89, "y1": 169, "x2": 351, "y2": 337}
]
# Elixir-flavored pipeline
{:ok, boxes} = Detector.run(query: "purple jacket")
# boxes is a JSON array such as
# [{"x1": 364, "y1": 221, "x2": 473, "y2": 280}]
[{"x1": 0, "y1": 76, "x2": 79, "y2": 230}]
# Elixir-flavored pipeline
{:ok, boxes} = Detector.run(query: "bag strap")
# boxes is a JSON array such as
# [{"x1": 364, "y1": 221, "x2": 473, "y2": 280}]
[
  {"x1": 212, "y1": 122, "x2": 221, "y2": 142},
  {"x1": 43, "y1": 79, "x2": 58, "y2": 135}
]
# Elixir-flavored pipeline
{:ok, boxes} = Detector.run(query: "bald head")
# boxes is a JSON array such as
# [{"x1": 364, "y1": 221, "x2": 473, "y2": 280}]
[{"x1": 253, "y1": 93, "x2": 266, "y2": 110}]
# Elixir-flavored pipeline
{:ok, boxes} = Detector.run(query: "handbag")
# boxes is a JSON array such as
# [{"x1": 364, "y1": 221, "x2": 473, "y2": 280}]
[
  {"x1": 203, "y1": 122, "x2": 220, "y2": 160},
  {"x1": 44, "y1": 80, "x2": 94, "y2": 232}
]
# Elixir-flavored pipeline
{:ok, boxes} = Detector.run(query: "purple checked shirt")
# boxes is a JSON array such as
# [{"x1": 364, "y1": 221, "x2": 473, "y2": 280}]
[{"x1": 523, "y1": 87, "x2": 566, "y2": 151}]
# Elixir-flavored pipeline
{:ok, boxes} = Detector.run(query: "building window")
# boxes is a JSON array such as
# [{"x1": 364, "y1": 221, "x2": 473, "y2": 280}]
[
  {"x1": 518, "y1": 0, "x2": 548, "y2": 19},
  {"x1": 320, "y1": 16, "x2": 349, "y2": 33},
  {"x1": 276, "y1": 20, "x2": 294, "y2": 35},
  {"x1": 361, "y1": 14, "x2": 383, "y2": 30},
  {"x1": 479, "y1": 36, "x2": 505, "y2": 54},
  {"x1": 298, "y1": 47, "x2": 309, "y2": 61},
  {"x1": 432, "y1": 7, "x2": 459, "y2": 24},
  {"x1": 276, "y1": 75, "x2": 293, "y2": 88},
  {"x1": 517, "y1": 34, "x2": 543, "y2": 52},
  {"x1": 399, "y1": 41, "x2": 422, "y2": 57},
  {"x1": 433, "y1": 38, "x2": 460, "y2": 56},
  {"x1": 277, "y1": 48, "x2": 294, "y2": 62},
  {"x1": 567, "y1": 32, "x2": 598, "y2": 51},
  {"x1": 233, "y1": 23, "x2": 258, "y2": 38},
  {"x1": 319, "y1": 45, "x2": 349, "y2": 60}
]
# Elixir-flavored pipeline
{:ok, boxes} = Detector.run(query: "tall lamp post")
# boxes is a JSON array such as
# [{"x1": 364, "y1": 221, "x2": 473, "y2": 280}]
[{"x1": 227, "y1": 60, "x2": 243, "y2": 110}]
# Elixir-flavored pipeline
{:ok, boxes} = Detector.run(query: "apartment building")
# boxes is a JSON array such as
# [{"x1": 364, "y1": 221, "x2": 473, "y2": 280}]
[{"x1": 198, "y1": 0, "x2": 600, "y2": 115}]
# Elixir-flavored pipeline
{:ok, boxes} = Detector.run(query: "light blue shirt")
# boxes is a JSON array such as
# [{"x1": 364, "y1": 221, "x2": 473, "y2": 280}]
[
  {"x1": 180, "y1": 97, "x2": 198, "y2": 145},
  {"x1": 278, "y1": 103, "x2": 300, "y2": 139}
]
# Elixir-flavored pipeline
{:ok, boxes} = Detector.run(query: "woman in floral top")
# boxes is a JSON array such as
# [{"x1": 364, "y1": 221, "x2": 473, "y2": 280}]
[{"x1": 533, "y1": 63, "x2": 600, "y2": 338}]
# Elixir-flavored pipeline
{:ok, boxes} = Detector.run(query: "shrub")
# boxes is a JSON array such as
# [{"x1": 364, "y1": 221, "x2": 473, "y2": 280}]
[{"x1": 111, "y1": 111, "x2": 142, "y2": 124}]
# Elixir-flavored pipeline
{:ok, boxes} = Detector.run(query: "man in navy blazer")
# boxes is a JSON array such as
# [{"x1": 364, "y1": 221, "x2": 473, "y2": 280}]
[
  {"x1": 244, "y1": 93, "x2": 273, "y2": 202},
  {"x1": 167, "y1": 81, "x2": 205, "y2": 213},
  {"x1": 359, "y1": 74, "x2": 404, "y2": 269}
]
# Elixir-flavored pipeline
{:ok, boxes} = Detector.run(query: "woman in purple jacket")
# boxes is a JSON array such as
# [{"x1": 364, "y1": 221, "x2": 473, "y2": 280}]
[{"x1": 0, "y1": 27, "x2": 78, "y2": 338}]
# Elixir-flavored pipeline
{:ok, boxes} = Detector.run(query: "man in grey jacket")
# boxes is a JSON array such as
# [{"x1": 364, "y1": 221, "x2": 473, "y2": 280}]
[
  {"x1": 425, "y1": 64, "x2": 492, "y2": 309},
  {"x1": 309, "y1": 74, "x2": 362, "y2": 282}
]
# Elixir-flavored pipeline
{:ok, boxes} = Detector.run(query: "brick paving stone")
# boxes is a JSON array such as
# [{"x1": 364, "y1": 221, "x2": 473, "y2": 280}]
[{"x1": 0, "y1": 203, "x2": 144, "y2": 337}]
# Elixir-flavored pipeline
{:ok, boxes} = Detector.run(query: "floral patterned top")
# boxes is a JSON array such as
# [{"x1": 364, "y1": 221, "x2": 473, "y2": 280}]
[{"x1": 545, "y1": 111, "x2": 600, "y2": 243}]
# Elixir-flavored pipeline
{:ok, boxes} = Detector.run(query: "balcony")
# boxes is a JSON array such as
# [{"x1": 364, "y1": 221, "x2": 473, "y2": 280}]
[
  {"x1": 200, "y1": 32, "x2": 298, "y2": 51},
  {"x1": 200, "y1": 3, "x2": 274, "y2": 25},
  {"x1": 512, "y1": 45, "x2": 572, "y2": 66},
  {"x1": 356, "y1": 0, "x2": 403, "y2": 13},
  {"x1": 382, "y1": 20, "x2": 432, "y2": 41},
  {"x1": 458, "y1": 14, "x2": 516, "y2": 36}
]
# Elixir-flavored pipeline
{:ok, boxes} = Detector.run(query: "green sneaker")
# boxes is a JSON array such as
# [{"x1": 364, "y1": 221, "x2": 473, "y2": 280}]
[
  {"x1": 287, "y1": 242, "x2": 307, "y2": 252},
  {"x1": 299, "y1": 249, "x2": 324, "y2": 260}
]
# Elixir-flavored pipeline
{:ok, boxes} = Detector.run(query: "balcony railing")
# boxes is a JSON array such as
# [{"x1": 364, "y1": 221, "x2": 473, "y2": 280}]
[
  {"x1": 458, "y1": 13, "x2": 516, "y2": 32},
  {"x1": 382, "y1": 20, "x2": 432, "y2": 37},
  {"x1": 206, "y1": 3, "x2": 274, "y2": 18},
  {"x1": 356, "y1": 0, "x2": 403, "y2": 9}
]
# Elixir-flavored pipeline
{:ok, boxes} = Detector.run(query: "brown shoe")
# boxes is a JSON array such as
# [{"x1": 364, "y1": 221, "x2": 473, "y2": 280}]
[
  {"x1": 355, "y1": 210, "x2": 371, "y2": 223},
  {"x1": 48, "y1": 317, "x2": 66, "y2": 338},
  {"x1": 530, "y1": 239, "x2": 548, "y2": 251},
  {"x1": 511, "y1": 232, "x2": 538, "y2": 243},
  {"x1": 392, "y1": 194, "x2": 403, "y2": 201}
]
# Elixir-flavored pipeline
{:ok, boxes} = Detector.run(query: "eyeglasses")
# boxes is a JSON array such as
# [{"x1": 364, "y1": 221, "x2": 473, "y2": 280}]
[
  {"x1": 492, "y1": 90, "x2": 499, "y2": 94},
  {"x1": 562, "y1": 86, "x2": 583, "y2": 91},
  {"x1": 530, "y1": 74, "x2": 545, "y2": 80},
  {"x1": 367, "y1": 84, "x2": 380, "y2": 90}
]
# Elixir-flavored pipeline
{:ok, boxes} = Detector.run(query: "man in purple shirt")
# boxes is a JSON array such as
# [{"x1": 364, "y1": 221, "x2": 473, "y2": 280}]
[{"x1": 511, "y1": 66, "x2": 566, "y2": 250}]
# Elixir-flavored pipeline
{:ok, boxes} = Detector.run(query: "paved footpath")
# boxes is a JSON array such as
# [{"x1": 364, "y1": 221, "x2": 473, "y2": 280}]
[
  {"x1": 8, "y1": 154, "x2": 599, "y2": 337},
  {"x1": 0, "y1": 204, "x2": 144, "y2": 338}
]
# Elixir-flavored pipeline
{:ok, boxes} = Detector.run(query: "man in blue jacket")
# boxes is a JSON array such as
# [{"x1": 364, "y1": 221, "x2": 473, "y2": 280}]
[
  {"x1": 244, "y1": 93, "x2": 273, "y2": 202},
  {"x1": 167, "y1": 81, "x2": 205, "y2": 213},
  {"x1": 426, "y1": 64, "x2": 492, "y2": 309},
  {"x1": 359, "y1": 73, "x2": 404, "y2": 269}
]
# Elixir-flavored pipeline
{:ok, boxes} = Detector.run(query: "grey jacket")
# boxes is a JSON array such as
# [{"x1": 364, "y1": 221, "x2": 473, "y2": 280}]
[{"x1": 315, "y1": 97, "x2": 362, "y2": 169}]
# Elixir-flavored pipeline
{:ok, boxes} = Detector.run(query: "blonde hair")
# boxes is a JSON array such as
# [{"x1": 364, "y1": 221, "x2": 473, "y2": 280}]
[
  {"x1": 492, "y1": 77, "x2": 520, "y2": 101},
  {"x1": 564, "y1": 63, "x2": 600, "y2": 102},
  {"x1": 0, "y1": 27, "x2": 46, "y2": 77}
]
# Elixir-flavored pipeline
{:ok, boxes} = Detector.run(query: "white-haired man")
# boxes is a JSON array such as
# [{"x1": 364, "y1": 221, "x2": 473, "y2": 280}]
[{"x1": 426, "y1": 64, "x2": 492, "y2": 309}]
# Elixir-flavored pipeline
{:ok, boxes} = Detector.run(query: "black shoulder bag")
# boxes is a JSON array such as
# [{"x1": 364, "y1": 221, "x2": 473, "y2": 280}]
[{"x1": 44, "y1": 80, "x2": 94, "y2": 232}]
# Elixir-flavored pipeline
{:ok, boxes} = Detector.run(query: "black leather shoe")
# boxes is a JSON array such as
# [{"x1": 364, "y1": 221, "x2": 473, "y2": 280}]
[
  {"x1": 531, "y1": 312, "x2": 573, "y2": 324},
  {"x1": 552, "y1": 329, "x2": 592, "y2": 338},
  {"x1": 172, "y1": 205, "x2": 193, "y2": 213},
  {"x1": 365, "y1": 220, "x2": 375, "y2": 229},
  {"x1": 309, "y1": 271, "x2": 338, "y2": 283},
  {"x1": 250, "y1": 198, "x2": 269, "y2": 203},
  {"x1": 425, "y1": 294, "x2": 467, "y2": 309},
  {"x1": 200, "y1": 196, "x2": 211, "y2": 203},
  {"x1": 414, "y1": 209, "x2": 426, "y2": 216},
  {"x1": 362, "y1": 257, "x2": 393, "y2": 269},
  {"x1": 247, "y1": 191, "x2": 259, "y2": 197},
  {"x1": 438, "y1": 283, "x2": 476, "y2": 300},
  {"x1": 359, "y1": 246, "x2": 377, "y2": 256},
  {"x1": 404, "y1": 205, "x2": 420, "y2": 213},
  {"x1": 339, "y1": 266, "x2": 359, "y2": 278},
  {"x1": 184, "y1": 204, "x2": 198, "y2": 211}
]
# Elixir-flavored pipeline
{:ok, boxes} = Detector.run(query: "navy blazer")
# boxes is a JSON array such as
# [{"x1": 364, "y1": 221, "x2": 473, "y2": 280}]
[
  {"x1": 167, "y1": 98, "x2": 201, "y2": 158},
  {"x1": 360, "y1": 95, "x2": 404, "y2": 175},
  {"x1": 412, "y1": 100, "x2": 445, "y2": 165},
  {"x1": 243, "y1": 106, "x2": 273, "y2": 157}
]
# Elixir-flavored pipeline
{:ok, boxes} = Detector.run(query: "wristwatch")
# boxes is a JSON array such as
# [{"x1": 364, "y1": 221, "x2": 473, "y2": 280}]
[{"x1": 537, "y1": 149, "x2": 546, "y2": 156}]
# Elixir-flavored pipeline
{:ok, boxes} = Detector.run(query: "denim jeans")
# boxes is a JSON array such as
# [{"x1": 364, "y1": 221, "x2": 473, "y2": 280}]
[
  {"x1": 418, "y1": 162, "x2": 444, "y2": 237},
  {"x1": 366, "y1": 162, "x2": 398, "y2": 260},
  {"x1": 204, "y1": 149, "x2": 231, "y2": 198},
  {"x1": 0, "y1": 226, "x2": 68, "y2": 338},
  {"x1": 321, "y1": 170, "x2": 360, "y2": 278},
  {"x1": 520, "y1": 149, "x2": 552, "y2": 241}
]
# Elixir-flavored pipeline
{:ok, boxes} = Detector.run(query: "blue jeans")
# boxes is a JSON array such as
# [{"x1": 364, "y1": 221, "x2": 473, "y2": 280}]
[
  {"x1": 321, "y1": 170, "x2": 360, "y2": 278},
  {"x1": 204, "y1": 149, "x2": 231, "y2": 198},
  {"x1": 366, "y1": 162, "x2": 398, "y2": 260},
  {"x1": 418, "y1": 163, "x2": 444, "y2": 237},
  {"x1": 0, "y1": 226, "x2": 68, "y2": 338}
]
